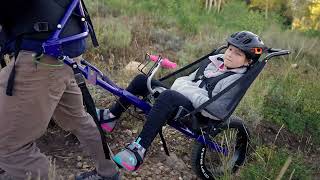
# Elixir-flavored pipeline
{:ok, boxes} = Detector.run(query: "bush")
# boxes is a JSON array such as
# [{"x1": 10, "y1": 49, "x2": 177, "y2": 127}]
[
  {"x1": 240, "y1": 146, "x2": 312, "y2": 179},
  {"x1": 262, "y1": 68, "x2": 320, "y2": 143},
  {"x1": 99, "y1": 18, "x2": 132, "y2": 50}
]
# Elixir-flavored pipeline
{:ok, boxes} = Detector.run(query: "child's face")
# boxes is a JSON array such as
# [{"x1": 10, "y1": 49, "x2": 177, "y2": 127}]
[{"x1": 224, "y1": 45, "x2": 250, "y2": 68}]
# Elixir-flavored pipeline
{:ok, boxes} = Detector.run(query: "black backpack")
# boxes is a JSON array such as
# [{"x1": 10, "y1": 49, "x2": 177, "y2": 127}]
[{"x1": 0, "y1": 1, "x2": 34, "y2": 26}]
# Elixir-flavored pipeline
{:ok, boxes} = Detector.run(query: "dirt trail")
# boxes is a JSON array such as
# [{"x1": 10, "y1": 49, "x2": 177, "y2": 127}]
[{"x1": 36, "y1": 117, "x2": 320, "y2": 179}]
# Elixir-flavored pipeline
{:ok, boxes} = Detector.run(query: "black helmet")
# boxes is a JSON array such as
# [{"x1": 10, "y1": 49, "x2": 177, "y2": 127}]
[{"x1": 227, "y1": 31, "x2": 267, "y2": 62}]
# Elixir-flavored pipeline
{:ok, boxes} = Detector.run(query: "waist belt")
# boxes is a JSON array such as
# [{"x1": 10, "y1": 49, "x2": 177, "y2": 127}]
[{"x1": 19, "y1": 39, "x2": 44, "y2": 54}]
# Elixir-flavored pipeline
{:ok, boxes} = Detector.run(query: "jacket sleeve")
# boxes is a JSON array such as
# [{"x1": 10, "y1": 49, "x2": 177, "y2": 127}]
[
  {"x1": 171, "y1": 69, "x2": 210, "y2": 108},
  {"x1": 170, "y1": 69, "x2": 198, "y2": 90}
]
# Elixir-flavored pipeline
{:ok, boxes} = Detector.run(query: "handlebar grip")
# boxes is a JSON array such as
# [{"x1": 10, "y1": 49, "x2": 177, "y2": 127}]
[
  {"x1": 149, "y1": 55, "x2": 177, "y2": 69},
  {"x1": 267, "y1": 48, "x2": 290, "y2": 53},
  {"x1": 264, "y1": 49, "x2": 291, "y2": 61}
]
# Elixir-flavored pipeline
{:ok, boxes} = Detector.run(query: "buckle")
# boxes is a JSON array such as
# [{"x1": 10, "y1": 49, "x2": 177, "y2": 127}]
[
  {"x1": 74, "y1": 73, "x2": 85, "y2": 86},
  {"x1": 33, "y1": 22, "x2": 49, "y2": 32}
]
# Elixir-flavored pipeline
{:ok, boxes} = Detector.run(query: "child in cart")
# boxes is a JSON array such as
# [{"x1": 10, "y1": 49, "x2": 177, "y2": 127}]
[{"x1": 97, "y1": 31, "x2": 266, "y2": 171}]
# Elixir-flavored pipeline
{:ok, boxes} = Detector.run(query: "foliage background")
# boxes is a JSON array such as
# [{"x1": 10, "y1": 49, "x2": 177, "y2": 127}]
[{"x1": 84, "y1": 0, "x2": 320, "y2": 178}]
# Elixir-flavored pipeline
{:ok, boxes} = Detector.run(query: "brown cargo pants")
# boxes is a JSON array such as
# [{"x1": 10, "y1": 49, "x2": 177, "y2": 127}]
[{"x1": 0, "y1": 51, "x2": 118, "y2": 179}]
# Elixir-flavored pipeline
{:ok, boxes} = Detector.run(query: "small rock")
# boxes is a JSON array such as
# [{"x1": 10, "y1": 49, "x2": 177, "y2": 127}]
[
  {"x1": 132, "y1": 172, "x2": 138, "y2": 176},
  {"x1": 192, "y1": 175, "x2": 198, "y2": 179},
  {"x1": 77, "y1": 156, "x2": 82, "y2": 161},
  {"x1": 165, "y1": 153, "x2": 187, "y2": 171},
  {"x1": 132, "y1": 129, "x2": 138, "y2": 134},
  {"x1": 76, "y1": 162, "x2": 83, "y2": 168},
  {"x1": 291, "y1": 64, "x2": 298, "y2": 68},
  {"x1": 65, "y1": 141, "x2": 69, "y2": 146},
  {"x1": 311, "y1": 154, "x2": 317, "y2": 158},
  {"x1": 159, "y1": 166, "x2": 164, "y2": 171},
  {"x1": 124, "y1": 129, "x2": 133, "y2": 137},
  {"x1": 68, "y1": 174, "x2": 75, "y2": 180},
  {"x1": 170, "y1": 171, "x2": 175, "y2": 176},
  {"x1": 182, "y1": 155, "x2": 189, "y2": 162},
  {"x1": 146, "y1": 170, "x2": 152, "y2": 176},
  {"x1": 179, "y1": 176, "x2": 183, "y2": 180},
  {"x1": 136, "y1": 177, "x2": 142, "y2": 180},
  {"x1": 68, "y1": 153, "x2": 73, "y2": 156},
  {"x1": 82, "y1": 164, "x2": 90, "y2": 169},
  {"x1": 110, "y1": 144, "x2": 117, "y2": 149},
  {"x1": 155, "y1": 169, "x2": 161, "y2": 175},
  {"x1": 125, "y1": 61, "x2": 141, "y2": 71}
]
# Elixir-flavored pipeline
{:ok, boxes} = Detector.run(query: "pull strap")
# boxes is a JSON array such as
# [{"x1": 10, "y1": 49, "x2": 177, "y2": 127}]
[
  {"x1": 159, "y1": 129, "x2": 170, "y2": 156},
  {"x1": 71, "y1": 62, "x2": 110, "y2": 159},
  {"x1": 81, "y1": 0, "x2": 99, "y2": 47}
]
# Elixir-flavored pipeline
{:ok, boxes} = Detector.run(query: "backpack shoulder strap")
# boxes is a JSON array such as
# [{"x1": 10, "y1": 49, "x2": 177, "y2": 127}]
[
  {"x1": 192, "y1": 58, "x2": 211, "y2": 82},
  {"x1": 200, "y1": 71, "x2": 236, "y2": 98}
]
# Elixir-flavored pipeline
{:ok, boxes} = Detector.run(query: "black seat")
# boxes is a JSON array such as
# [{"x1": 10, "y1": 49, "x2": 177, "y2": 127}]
[
  {"x1": 159, "y1": 45, "x2": 267, "y2": 124},
  {"x1": 155, "y1": 45, "x2": 290, "y2": 156}
]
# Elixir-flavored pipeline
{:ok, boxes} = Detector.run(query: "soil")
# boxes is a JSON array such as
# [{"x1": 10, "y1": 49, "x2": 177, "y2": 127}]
[{"x1": 32, "y1": 114, "x2": 320, "y2": 180}]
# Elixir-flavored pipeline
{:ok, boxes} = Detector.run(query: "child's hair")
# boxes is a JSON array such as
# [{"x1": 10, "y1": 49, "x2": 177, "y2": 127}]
[{"x1": 227, "y1": 31, "x2": 267, "y2": 63}]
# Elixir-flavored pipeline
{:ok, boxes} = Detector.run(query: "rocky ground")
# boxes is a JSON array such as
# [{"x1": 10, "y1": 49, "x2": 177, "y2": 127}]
[
  {"x1": 34, "y1": 110, "x2": 320, "y2": 180},
  {"x1": 37, "y1": 114, "x2": 200, "y2": 180}
]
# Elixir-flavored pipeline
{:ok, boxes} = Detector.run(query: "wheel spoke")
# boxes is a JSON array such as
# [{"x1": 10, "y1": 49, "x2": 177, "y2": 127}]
[
  {"x1": 191, "y1": 116, "x2": 249, "y2": 180},
  {"x1": 204, "y1": 128, "x2": 240, "y2": 177}
]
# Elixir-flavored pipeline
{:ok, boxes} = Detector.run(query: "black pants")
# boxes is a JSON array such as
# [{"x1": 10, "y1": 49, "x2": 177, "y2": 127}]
[
  {"x1": 109, "y1": 74, "x2": 165, "y2": 117},
  {"x1": 110, "y1": 74, "x2": 194, "y2": 149}
]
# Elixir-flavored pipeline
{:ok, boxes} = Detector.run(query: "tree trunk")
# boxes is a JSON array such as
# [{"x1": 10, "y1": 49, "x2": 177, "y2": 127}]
[
  {"x1": 217, "y1": 0, "x2": 222, "y2": 13},
  {"x1": 208, "y1": 0, "x2": 213, "y2": 12}
]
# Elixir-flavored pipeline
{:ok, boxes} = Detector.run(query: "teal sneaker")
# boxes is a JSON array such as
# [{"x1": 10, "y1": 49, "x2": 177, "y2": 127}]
[
  {"x1": 113, "y1": 139, "x2": 146, "y2": 171},
  {"x1": 97, "y1": 108, "x2": 118, "y2": 132}
]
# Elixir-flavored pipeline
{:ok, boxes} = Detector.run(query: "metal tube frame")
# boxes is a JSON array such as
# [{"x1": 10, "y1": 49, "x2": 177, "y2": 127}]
[{"x1": 41, "y1": 0, "x2": 291, "y2": 156}]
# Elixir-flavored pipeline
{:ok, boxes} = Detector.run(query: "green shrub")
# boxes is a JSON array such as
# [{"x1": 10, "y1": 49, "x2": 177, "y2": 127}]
[
  {"x1": 212, "y1": 1, "x2": 267, "y2": 33},
  {"x1": 262, "y1": 68, "x2": 320, "y2": 143},
  {"x1": 241, "y1": 146, "x2": 312, "y2": 179},
  {"x1": 104, "y1": 0, "x2": 260, "y2": 34},
  {"x1": 103, "y1": 20, "x2": 132, "y2": 50}
]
